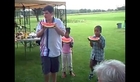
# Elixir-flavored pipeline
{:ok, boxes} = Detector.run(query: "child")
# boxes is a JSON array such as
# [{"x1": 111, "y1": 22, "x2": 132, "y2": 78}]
[
  {"x1": 61, "y1": 28, "x2": 75, "y2": 78},
  {"x1": 88, "y1": 25, "x2": 105, "y2": 80}
]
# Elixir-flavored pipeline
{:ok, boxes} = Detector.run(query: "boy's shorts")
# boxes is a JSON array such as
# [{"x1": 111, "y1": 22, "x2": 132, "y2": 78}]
[
  {"x1": 90, "y1": 55, "x2": 101, "y2": 66},
  {"x1": 41, "y1": 56, "x2": 59, "y2": 75}
]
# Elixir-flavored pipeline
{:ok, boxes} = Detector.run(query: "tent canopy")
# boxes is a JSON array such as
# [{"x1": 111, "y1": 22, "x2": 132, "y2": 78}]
[{"x1": 15, "y1": 0, "x2": 66, "y2": 9}]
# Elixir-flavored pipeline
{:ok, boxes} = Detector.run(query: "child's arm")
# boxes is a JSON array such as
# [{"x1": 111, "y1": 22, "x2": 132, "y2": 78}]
[
  {"x1": 97, "y1": 38, "x2": 105, "y2": 49},
  {"x1": 88, "y1": 38, "x2": 93, "y2": 47},
  {"x1": 70, "y1": 42, "x2": 74, "y2": 48},
  {"x1": 70, "y1": 37, "x2": 74, "y2": 48},
  {"x1": 97, "y1": 41, "x2": 102, "y2": 49},
  {"x1": 90, "y1": 41, "x2": 93, "y2": 47}
]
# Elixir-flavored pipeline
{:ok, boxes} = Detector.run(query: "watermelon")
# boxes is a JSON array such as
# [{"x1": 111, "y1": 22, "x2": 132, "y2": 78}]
[
  {"x1": 62, "y1": 37, "x2": 71, "y2": 43},
  {"x1": 41, "y1": 22, "x2": 55, "y2": 27},
  {"x1": 88, "y1": 36, "x2": 100, "y2": 41}
]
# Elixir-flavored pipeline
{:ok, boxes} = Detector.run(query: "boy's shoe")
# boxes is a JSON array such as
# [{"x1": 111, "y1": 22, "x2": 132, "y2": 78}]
[
  {"x1": 88, "y1": 74, "x2": 94, "y2": 80},
  {"x1": 62, "y1": 72, "x2": 66, "y2": 78},
  {"x1": 70, "y1": 71, "x2": 75, "y2": 76}
]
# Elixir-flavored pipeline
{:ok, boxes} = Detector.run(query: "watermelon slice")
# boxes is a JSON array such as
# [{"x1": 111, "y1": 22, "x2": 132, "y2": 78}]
[
  {"x1": 62, "y1": 37, "x2": 71, "y2": 43},
  {"x1": 88, "y1": 36, "x2": 100, "y2": 41},
  {"x1": 41, "y1": 22, "x2": 55, "y2": 27}
]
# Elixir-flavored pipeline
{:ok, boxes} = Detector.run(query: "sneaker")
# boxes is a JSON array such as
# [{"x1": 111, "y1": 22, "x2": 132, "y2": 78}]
[
  {"x1": 70, "y1": 71, "x2": 75, "y2": 76},
  {"x1": 88, "y1": 74, "x2": 93, "y2": 80},
  {"x1": 62, "y1": 72, "x2": 66, "y2": 78}
]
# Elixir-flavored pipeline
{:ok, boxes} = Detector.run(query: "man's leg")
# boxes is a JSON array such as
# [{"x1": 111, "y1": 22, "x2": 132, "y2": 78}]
[
  {"x1": 50, "y1": 56, "x2": 60, "y2": 82},
  {"x1": 51, "y1": 73, "x2": 57, "y2": 82},
  {"x1": 44, "y1": 73, "x2": 50, "y2": 82},
  {"x1": 41, "y1": 56, "x2": 51, "y2": 82}
]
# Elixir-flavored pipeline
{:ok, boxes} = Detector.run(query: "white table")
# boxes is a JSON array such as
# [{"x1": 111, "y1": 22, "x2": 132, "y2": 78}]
[
  {"x1": 16, "y1": 38, "x2": 40, "y2": 59},
  {"x1": 17, "y1": 38, "x2": 40, "y2": 41}
]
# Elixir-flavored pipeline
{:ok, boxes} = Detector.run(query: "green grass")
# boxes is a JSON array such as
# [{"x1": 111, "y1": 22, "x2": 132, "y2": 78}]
[{"x1": 15, "y1": 11, "x2": 125, "y2": 82}]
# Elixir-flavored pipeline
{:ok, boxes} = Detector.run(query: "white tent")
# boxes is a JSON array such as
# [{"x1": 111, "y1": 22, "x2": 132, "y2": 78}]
[
  {"x1": 15, "y1": 0, "x2": 66, "y2": 9},
  {"x1": 15, "y1": 0, "x2": 67, "y2": 56},
  {"x1": 15, "y1": 0, "x2": 67, "y2": 27},
  {"x1": 15, "y1": 0, "x2": 67, "y2": 29}
]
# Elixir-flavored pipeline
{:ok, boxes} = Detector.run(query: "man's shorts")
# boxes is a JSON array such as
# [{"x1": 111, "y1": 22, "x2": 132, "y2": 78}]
[{"x1": 41, "y1": 56, "x2": 60, "y2": 75}]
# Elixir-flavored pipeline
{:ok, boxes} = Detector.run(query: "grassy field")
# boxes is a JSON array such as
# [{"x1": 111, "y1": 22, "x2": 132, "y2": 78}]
[{"x1": 15, "y1": 11, "x2": 125, "y2": 82}]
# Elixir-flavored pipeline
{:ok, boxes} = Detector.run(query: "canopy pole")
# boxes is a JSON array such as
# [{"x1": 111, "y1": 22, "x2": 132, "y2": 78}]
[
  {"x1": 21, "y1": 3, "x2": 27, "y2": 60},
  {"x1": 21, "y1": 3, "x2": 26, "y2": 33},
  {"x1": 56, "y1": 5, "x2": 59, "y2": 18},
  {"x1": 28, "y1": 6, "x2": 31, "y2": 32},
  {"x1": 54, "y1": 5, "x2": 57, "y2": 17},
  {"x1": 64, "y1": 5, "x2": 67, "y2": 28}
]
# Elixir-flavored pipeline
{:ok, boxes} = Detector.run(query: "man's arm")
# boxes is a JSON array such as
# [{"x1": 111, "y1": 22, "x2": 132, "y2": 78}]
[
  {"x1": 36, "y1": 21, "x2": 46, "y2": 37},
  {"x1": 54, "y1": 19, "x2": 66, "y2": 36},
  {"x1": 62, "y1": 42, "x2": 63, "y2": 47},
  {"x1": 36, "y1": 28, "x2": 46, "y2": 37},
  {"x1": 54, "y1": 27, "x2": 65, "y2": 36}
]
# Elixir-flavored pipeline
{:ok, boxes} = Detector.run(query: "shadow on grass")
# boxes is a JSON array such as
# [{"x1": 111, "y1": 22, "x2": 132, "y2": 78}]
[{"x1": 15, "y1": 46, "x2": 40, "y2": 66}]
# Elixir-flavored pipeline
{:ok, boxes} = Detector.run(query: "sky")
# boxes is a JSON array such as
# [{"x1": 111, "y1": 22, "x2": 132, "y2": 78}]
[{"x1": 65, "y1": 0, "x2": 125, "y2": 10}]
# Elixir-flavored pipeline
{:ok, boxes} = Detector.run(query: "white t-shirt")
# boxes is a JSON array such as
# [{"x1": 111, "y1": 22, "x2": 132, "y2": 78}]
[{"x1": 36, "y1": 18, "x2": 66, "y2": 57}]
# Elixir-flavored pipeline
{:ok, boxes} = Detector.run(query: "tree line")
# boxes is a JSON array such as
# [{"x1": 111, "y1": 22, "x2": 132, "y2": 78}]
[
  {"x1": 15, "y1": 6, "x2": 125, "y2": 22},
  {"x1": 67, "y1": 6, "x2": 125, "y2": 14}
]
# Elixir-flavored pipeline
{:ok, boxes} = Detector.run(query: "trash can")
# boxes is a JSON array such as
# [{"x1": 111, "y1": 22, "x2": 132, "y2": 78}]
[{"x1": 117, "y1": 23, "x2": 122, "y2": 28}]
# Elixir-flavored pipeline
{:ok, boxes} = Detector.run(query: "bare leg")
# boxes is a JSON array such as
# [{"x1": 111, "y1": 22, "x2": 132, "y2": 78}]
[
  {"x1": 44, "y1": 73, "x2": 50, "y2": 82},
  {"x1": 61, "y1": 53, "x2": 67, "y2": 78},
  {"x1": 89, "y1": 59, "x2": 94, "y2": 80},
  {"x1": 68, "y1": 53, "x2": 73, "y2": 71},
  {"x1": 68, "y1": 53, "x2": 75, "y2": 76},
  {"x1": 89, "y1": 58, "x2": 98, "y2": 80},
  {"x1": 61, "y1": 54, "x2": 67, "y2": 72},
  {"x1": 90, "y1": 59, "x2": 94, "y2": 72},
  {"x1": 51, "y1": 73, "x2": 57, "y2": 82}
]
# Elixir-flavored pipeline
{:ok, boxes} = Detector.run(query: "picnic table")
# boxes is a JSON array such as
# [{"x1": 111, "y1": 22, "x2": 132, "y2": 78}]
[{"x1": 15, "y1": 38, "x2": 40, "y2": 58}]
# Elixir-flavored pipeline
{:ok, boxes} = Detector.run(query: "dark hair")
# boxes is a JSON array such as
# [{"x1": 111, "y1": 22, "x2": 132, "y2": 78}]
[
  {"x1": 42, "y1": 5, "x2": 54, "y2": 13},
  {"x1": 66, "y1": 27, "x2": 71, "y2": 33},
  {"x1": 95, "y1": 25, "x2": 102, "y2": 33}
]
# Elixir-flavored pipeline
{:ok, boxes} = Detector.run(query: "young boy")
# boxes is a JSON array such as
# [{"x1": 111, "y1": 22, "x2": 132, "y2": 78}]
[
  {"x1": 61, "y1": 28, "x2": 75, "y2": 78},
  {"x1": 88, "y1": 25, "x2": 105, "y2": 80}
]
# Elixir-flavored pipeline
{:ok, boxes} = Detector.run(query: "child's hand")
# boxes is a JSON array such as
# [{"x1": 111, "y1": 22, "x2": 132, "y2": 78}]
[
  {"x1": 69, "y1": 42, "x2": 73, "y2": 47},
  {"x1": 87, "y1": 38, "x2": 91, "y2": 41},
  {"x1": 96, "y1": 39, "x2": 100, "y2": 43},
  {"x1": 65, "y1": 42, "x2": 71, "y2": 44}
]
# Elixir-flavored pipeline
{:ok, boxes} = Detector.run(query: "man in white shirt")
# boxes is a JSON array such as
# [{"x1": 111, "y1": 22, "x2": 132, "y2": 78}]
[{"x1": 36, "y1": 5, "x2": 66, "y2": 82}]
